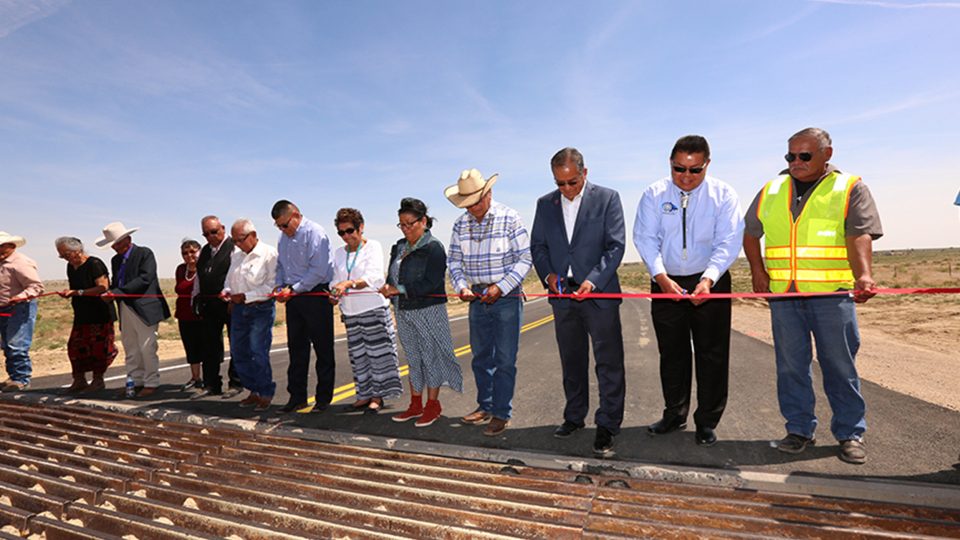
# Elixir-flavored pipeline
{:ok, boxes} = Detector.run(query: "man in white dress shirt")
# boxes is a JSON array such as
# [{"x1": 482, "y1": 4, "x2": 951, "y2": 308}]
[
  {"x1": 221, "y1": 218, "x2": 279, "y2": 412},
  {"x1": 633, "y1": 135, "x2": 744, "y2": 447}
]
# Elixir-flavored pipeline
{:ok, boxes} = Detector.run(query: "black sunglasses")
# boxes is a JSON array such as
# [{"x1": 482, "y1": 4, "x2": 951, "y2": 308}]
[
  {"x1": 785, "y1": 152, "x2": 814, "y2": 163},
  {"x1": 336, "y1": 227, "x2": 356, "y2": 236},
  {"x1": 275, "y1": 213, "x2": 299, "y2": 230},
  {"x1": 555, "y1": 177, "x2": 580, "y2": 187},
  {"x1": 672, "y1": 165, "x2": 705, "y2": 174}
]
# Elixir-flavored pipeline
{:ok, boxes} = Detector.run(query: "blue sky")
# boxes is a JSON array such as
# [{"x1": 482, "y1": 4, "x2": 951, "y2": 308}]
[{"x1": 2, "y1": 0, "x2": 959, "y2": 279}]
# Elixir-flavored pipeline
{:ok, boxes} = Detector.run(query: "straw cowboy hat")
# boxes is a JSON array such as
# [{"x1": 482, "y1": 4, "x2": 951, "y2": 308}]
[
  {"x1": 0, "y1": 231, "x2": 26, "y2": 248},
  {"x1": 95, "y1": 222, "x2": 140, "y2": 248},
  {"x1": 444, "y1": 168, "x2": 498, "y2": 208}
]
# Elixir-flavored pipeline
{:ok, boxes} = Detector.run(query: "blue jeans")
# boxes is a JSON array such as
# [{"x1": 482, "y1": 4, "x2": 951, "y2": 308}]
[
  {"x1": 0, "y1": 300, "x2": 36, "y2": 384},
  {"x1": 230, "y1": 301, "x2": 276, "y2": 398},
  {"x1": 769, "y1": 295, "x2": 866, "y2": 442},
  {"x1": 468, "y1": 294, "x2": 522, "y2": 420}
]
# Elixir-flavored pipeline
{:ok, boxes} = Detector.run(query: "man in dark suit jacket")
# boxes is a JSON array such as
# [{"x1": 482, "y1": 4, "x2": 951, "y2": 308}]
[
  {"x1": 530, "y1": 147, "x2": 626, "y2": 457},
  {"x1": 97, "y1": 222, "x2": 171, "y2": 398},
  {"x1": 192, "y1": 215, "x2": 243, "y2": 398}
]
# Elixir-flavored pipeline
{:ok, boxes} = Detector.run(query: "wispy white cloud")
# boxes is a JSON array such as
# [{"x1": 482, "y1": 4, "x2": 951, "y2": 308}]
[
  {"x1": 101, "y1": 47, "x2": 292, "y2": 110},
  {"x1": 0, "y1": 0, "x2": 70, "y2": 39},
  {"x1": 583, "y1": 3, "x2": 639, "y2": 55},
  {"x1": 0, "y1": 99, "x2": 139, "y2": 142},
  {"x1": 455, "y1": 78, "x2": 512, "y2": 127},
  {"x1": 835, "y1": 90, "x2": 960, "y2": 124},
  {"x1": 739, "y1": 4, "x2": 821, "y2": 43},
  {"x1": 215, "y1": 157, "x2": 307, "y2": 176},
  {"x1": 810, "y1": 0, "x2": 960, "y2": 8}
]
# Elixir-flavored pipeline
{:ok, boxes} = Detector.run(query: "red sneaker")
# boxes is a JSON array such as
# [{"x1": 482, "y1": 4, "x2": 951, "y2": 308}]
[
  {"x1": 414, "y1": 400, "x2": 442, "y2": 428},
  {"x1": 392, "y1": 397, "x2": 423, "y2": 422}
]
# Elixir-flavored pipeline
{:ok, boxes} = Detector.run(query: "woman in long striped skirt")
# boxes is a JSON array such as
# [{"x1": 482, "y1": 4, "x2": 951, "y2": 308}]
[{"x1": 329, "y1": 208, "x2": 402, "y2": 412}]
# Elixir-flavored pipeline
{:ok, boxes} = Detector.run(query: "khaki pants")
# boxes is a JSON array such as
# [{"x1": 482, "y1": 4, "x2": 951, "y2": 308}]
[{"x1": 119, "y1": 303, "x2": 160, "y2": 388}]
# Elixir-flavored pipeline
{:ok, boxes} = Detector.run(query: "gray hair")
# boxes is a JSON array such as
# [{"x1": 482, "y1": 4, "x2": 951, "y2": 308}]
[
  {"x1": 789, "y1": 127, "x2": 832, "y2": 149},
  {"x1": 550, "y1": 147, "x2": 585, "y2": 174},
  {"x1": 201, "y1": 215, "x2": 221, "y2": 227},
  {"x1": 55, "y1": 236, "x2": 84, "y2": 252},
  {"x1": 233, "y1": 218, "x2": 256, "y2": 235}
]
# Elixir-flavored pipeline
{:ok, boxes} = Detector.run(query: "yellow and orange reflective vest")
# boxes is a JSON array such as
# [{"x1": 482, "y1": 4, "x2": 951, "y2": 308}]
[{"x1": 757, "y1": 171, "x2": 859, "y2": 293}]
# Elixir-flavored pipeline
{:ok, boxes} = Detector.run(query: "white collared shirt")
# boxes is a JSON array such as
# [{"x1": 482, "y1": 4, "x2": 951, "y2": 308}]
[
  {"x1": 223, "y1": 240, "x2": 278, "y2": 303},
  {"x1": 560, "y1": 183, "x2": 586, "y2": 277},
  {"x1": 633, "y1": 175, "x2": 744, "y2": 283},
  {"x1": 331, "y1": 239, "x2": 389, "y2": 316},
  {"x1": 560, "y1": 186, "x2": 584, "y2": 242}
]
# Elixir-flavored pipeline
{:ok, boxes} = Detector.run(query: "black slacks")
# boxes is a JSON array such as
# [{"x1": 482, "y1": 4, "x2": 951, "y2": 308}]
[
  {"x1": 650, "y1": 271, "x2": 731, "y2": 429},
  {"x1": 552, "y1": 299, "x2": 626, "y2": 434},
  {"x1": 285, "y1": 283, "x2": 335, "y2": 406},
  {"x1": 198, "y1": 314, "x2": 241, "y2": 393}
]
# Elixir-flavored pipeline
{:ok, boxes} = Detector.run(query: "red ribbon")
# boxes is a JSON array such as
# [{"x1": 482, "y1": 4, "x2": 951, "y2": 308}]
[{"x1": 3, "y1": 287, "x2": 959, "y2": 310}]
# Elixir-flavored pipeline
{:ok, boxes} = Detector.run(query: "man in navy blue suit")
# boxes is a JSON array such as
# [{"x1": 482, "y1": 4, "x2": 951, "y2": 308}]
[{"x1": 530, "y1": 147, "x2": 627, "y2": 457}]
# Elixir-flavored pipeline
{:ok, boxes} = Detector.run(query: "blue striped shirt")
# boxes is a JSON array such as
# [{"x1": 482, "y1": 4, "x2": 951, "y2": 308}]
[
  {"x1": 448, "y1": 201, "x2": 532, "y2": 295},
  {"x1": 275, "y1": 216, "x2": 334, "y2": 292}
]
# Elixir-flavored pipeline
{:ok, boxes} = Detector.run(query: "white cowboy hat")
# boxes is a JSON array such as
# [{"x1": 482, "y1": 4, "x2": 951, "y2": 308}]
[
  {"x1": 444, "y1": 168, "x2": 498, "y2": 208},
  {"x1": 95, "y1": 222, "x2": 140, "y2": 248},
  {"x1": 0, "y1": 231, "x2": 26, "y2": 248}
]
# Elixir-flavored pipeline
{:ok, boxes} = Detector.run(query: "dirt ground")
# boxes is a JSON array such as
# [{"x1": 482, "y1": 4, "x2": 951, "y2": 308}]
[{"x1": 733, "y1": 298, "x2": 960, "y2": 412}]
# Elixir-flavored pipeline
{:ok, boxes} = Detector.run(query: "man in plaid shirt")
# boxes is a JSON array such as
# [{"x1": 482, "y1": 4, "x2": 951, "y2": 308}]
[{"x1": 446, "y1": 168, "x2": 532, "y2": 437}]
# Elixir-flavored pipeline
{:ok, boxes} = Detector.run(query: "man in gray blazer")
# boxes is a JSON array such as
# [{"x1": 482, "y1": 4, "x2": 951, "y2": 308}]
[
  {"x1": 530, "y1": 147, "x2": 626, "y2": 457},
  {"x1": 98, "y1": 222, "x2": 171, "y2": 398}
]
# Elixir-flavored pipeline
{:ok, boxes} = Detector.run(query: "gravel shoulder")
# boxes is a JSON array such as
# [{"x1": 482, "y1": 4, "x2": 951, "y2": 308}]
[{"x1": 733, "y1": 299, "x2": 960, "y2": 412}]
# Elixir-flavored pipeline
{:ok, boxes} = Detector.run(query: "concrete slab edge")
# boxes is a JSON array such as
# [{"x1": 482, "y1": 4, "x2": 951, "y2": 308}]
[{"x1": 6, "y1": 392, "x2": 960, "y2": 511}]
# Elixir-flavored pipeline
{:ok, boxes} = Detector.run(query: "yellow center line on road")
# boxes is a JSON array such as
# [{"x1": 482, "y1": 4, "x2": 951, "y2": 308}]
[{"x1": 295, "y1": 314, "x2": 556, "y2": 411}]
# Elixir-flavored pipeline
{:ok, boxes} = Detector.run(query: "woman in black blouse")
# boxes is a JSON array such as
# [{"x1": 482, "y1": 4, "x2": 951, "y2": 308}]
[{"x1": 55, "y1": 237, "x2": 117, "y2": 393}]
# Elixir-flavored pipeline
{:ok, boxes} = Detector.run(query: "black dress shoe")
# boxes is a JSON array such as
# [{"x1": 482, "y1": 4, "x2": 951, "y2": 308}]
[
  {"x1": 648, "y1": 417, "x2": 687, "y2": 435},
  {"x1": 279, "y1": 401, "x2": 309, "y2": 413},
  {"x1": 593, "y1": 426, "x2": 615, "y2": 457},
  {"x1": 695, "y1": 426, "x2": 717, "y2": 447},
  {"x1": 553, "y1": 421, "x2": 584, "y2": 439}
]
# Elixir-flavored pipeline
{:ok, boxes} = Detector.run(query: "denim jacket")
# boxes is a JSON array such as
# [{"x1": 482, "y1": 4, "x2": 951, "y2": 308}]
[{"x1": 387, "y1": 230, "x2": 448, "y2": 310}]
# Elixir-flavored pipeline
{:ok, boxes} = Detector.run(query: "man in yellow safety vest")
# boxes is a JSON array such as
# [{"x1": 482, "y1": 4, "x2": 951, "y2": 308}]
[{"x1": 743, "y1": 127, "x2": 883, "y2": 465}]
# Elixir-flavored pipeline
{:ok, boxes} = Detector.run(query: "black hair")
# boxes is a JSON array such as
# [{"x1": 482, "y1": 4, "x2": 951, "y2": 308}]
[
  {"x1": 270, "y1": 200, "x2": 298, "y2": 220},
  {"x1": 670, "y1": 135, "x2": 710, "y2": 161},
  {"x1": 398, "y1": 197, "x2": 434, "y2": 229}
]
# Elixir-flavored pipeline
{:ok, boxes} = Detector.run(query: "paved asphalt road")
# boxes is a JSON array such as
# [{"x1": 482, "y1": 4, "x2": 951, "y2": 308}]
[{"x1": 30, "y1": 297, "x2": 960, "y2": 486}]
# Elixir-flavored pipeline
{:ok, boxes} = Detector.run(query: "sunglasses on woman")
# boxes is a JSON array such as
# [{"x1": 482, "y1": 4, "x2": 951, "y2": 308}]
[{"x1": 336, "y1": 227, "x2": 356, "y2": 236}]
